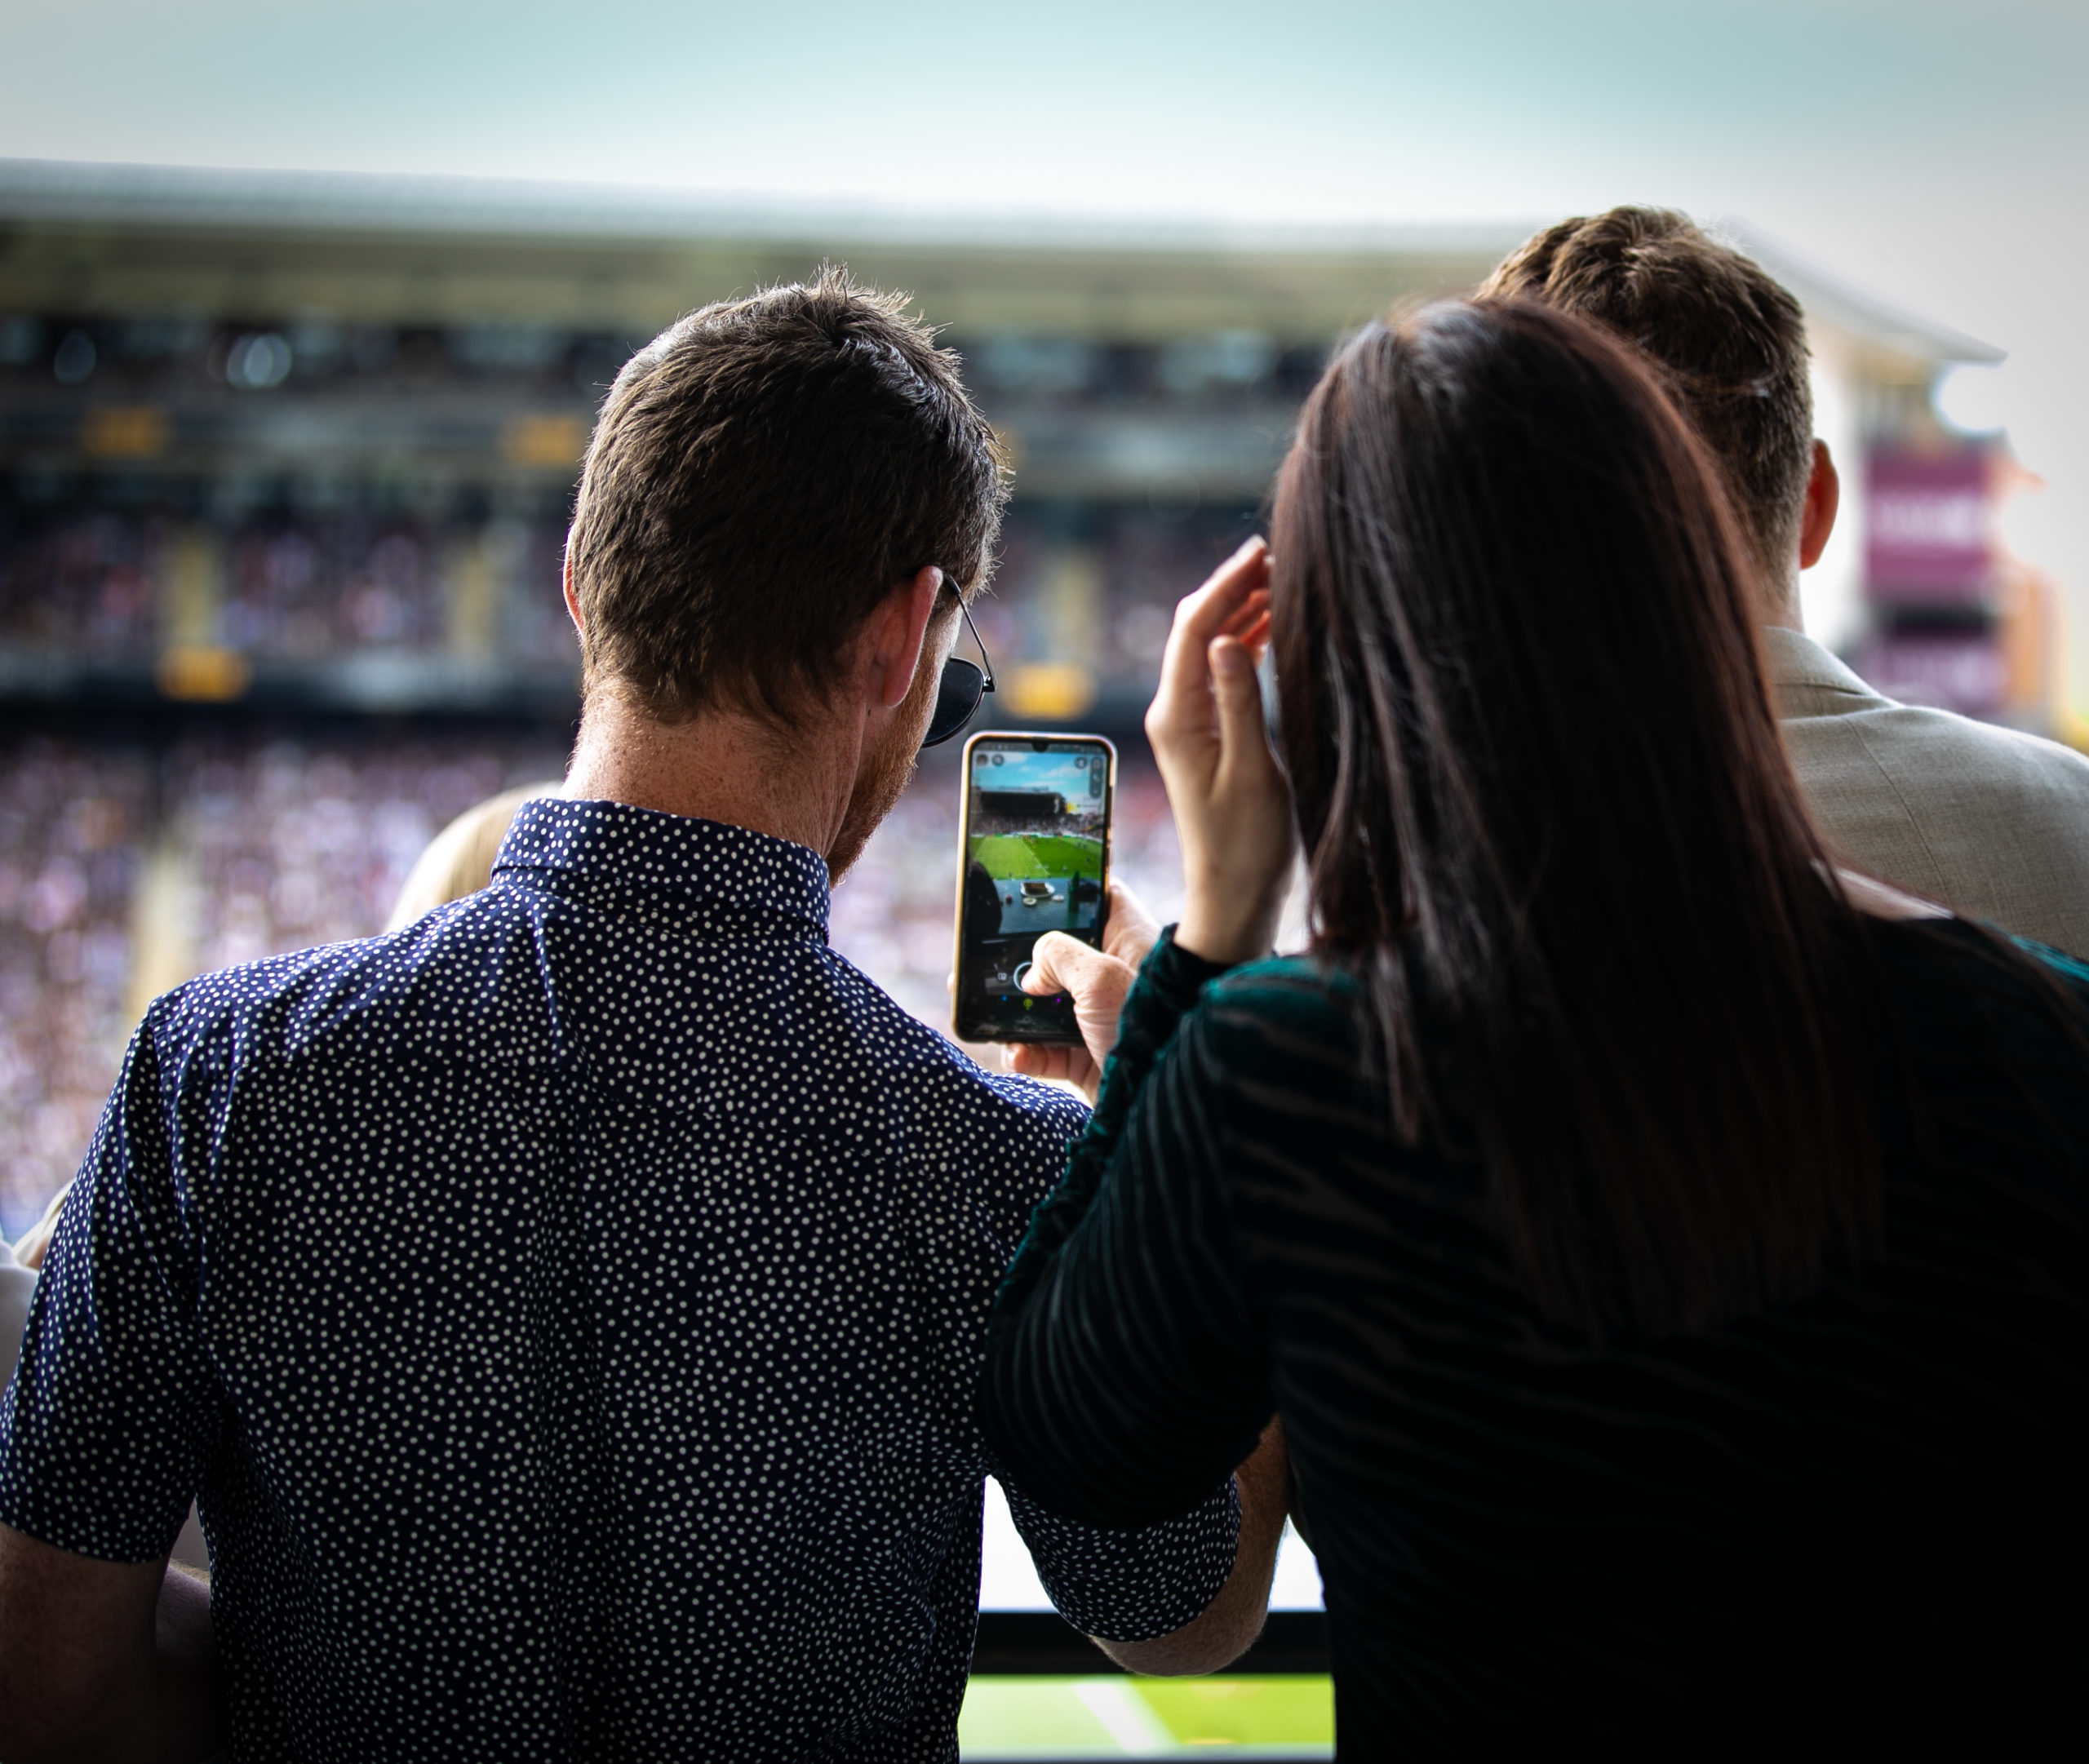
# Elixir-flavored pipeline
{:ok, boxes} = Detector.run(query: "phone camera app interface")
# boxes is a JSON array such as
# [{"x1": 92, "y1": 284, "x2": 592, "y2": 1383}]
[{"x1": 963, "y1": 742, "x2": 1108, "y2": 1037}]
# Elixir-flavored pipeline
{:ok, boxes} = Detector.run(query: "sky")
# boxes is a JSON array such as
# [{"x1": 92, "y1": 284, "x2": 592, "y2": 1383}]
[
  {"x1": 972, "y1": 747, "x2": 1103, "y2": 814},
  {"x1": 4, "y1": 0, "x2": 2088, "y2": 691}
]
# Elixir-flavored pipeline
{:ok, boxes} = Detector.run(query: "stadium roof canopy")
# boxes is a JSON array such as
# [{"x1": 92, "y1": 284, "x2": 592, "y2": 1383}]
[
  {"x1": 1725, "y1": 221, "x2": 2003, "y2": 370},
  {"x1": 0, "y1": 157, "x2": 2000, "y2": 367},
  {"x1": 0, "y1": 157, "x2": 1515, "y2": 342}
]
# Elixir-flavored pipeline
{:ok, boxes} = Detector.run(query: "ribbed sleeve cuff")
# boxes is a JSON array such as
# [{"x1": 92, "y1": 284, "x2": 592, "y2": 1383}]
[{"x1": 1138, "y1": 927, "x2": 1243, "y2": 1014}]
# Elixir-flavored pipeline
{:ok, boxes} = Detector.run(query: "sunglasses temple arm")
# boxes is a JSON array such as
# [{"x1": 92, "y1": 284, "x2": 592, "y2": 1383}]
[{"x1": 960, "y1": 600, "x2": 996, "y2": 692}]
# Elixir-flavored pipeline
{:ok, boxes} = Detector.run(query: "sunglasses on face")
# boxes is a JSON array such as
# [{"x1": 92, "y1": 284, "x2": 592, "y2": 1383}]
[{"x1": 920, "y1": 590, "x2": 996, "y2": 750}]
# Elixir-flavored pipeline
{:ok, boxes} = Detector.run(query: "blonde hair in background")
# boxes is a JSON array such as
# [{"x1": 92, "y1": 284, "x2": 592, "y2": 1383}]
[{"x1": 385, "y1": 782, "x2": 562, "y2": 931}]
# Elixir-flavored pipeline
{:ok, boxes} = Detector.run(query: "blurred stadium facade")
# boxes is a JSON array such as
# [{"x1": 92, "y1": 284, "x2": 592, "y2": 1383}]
[{"x1": 0, "y1": 156, "x2": 2040, "y2": 1239}]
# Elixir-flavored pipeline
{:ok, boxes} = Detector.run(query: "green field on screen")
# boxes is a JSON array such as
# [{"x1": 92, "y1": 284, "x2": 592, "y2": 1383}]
[
  {"x1": 959, "y1": 1675, "x2": 1333, "y2": 1760},
  {"x1": 970, "y1": 834, "x2": 1104, "y2": 882}
]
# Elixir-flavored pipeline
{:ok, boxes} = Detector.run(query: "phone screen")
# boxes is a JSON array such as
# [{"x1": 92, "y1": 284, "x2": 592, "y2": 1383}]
[{"x1": 952, "y1": 731, "x2": 1115, "y2": 1044}]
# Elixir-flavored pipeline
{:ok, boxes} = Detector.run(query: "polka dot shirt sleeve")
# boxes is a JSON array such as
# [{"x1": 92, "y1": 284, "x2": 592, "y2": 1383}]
[
  {"x1": 0, "y1": 1008, "x2": 223, "y2": 1562},
  {"x1": 1002, "y1": 1469, "x2": 1240, "y2": 1642}
]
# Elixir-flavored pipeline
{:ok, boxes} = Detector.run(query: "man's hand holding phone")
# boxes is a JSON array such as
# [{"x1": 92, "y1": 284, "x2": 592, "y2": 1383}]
[{"x1": 1002, "y1": 878, "x2": 1160, "y2": 1101}]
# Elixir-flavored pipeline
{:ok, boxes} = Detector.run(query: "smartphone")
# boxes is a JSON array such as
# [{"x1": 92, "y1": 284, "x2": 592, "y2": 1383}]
[{"x1": 952, "y1": 730, "x2": 1116, "y2": 1044}]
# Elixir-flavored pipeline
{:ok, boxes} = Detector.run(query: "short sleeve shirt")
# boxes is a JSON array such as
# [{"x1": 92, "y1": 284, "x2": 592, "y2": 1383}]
[{"x1": 0, "y1": 799, "x2": 1238, "y2": 1763}]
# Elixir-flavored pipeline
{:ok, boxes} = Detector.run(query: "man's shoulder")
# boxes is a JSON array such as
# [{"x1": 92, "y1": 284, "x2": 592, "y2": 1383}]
[
  {"x1": 1782, "y1": 685, "x2": 2089, "y2": 952},
  {"x1": 821, "y1": 949, "x2": 1089, "y2": 1142},
  {"x1": 1789, "y1": 692, "x2": 2089, "y2": 815},
  {"x1": 1767, "y1": 627, "x2": 2081, "y2": 791},
  {"x1": 149, "y1": 883, "x2": 557, "y2": 1079}
]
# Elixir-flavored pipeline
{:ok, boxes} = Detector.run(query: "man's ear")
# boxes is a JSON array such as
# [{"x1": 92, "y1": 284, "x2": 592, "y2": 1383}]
[
  {"x1": 1798, "y1": 440, "x2": 1840, "y2": 570},
  {"x1": 867, "y1": 566, "x2": 943, "y2": 711},
  {"x1": 562, "y1": 544, "x2": 584, "y2": 640}
]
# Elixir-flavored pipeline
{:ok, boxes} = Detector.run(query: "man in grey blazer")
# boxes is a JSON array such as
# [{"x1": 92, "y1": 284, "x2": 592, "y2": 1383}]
[{"x1": 1485, "y1": 207, "x2": 2089, "y2": 957}]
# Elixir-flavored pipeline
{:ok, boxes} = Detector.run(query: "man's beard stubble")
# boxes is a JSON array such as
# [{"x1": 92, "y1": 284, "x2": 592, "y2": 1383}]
[{"x1": 824, "y1": 640, "x2": 941, "y2": 884}]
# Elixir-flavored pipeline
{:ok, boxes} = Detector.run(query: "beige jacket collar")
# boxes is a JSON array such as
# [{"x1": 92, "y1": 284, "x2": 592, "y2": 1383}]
[{"x1": 1759, "y1": 624, "x2": 1892, "y2": 720}]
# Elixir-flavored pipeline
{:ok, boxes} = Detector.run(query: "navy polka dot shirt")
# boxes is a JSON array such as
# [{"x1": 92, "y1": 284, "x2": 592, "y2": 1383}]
[{"x1": 0, "y1": 799, "x2": 1238, "y2": 1762}]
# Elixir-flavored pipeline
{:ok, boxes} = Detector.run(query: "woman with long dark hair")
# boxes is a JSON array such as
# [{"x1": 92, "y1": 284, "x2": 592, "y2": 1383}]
[{"x1": 978, "y1": 300, "x2": 2089, "y2": 1757}]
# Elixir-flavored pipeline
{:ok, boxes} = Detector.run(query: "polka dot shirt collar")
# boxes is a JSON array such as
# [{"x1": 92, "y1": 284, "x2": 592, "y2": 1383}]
[{"x1": 493, "y1": 796, "x2": 832, "y2": 944}]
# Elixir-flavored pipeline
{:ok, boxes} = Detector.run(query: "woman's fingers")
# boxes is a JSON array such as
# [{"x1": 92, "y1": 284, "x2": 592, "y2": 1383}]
[
  {"x1": 1150, "y1": 541, "x2": 1272, "y2": 742},
  {"x1": 1174, "y1": 539, "x2": 1271, "y2": 648},
  {"x1": 1227, "y1": 606, "x2": 1272, "y2": 655},
  {"x1": 1217, "y1": 592, "x2": 1271, "y2": 647},
  {"x1": 1209, "y1": 636, "x2": 1275, "y2": 778}
]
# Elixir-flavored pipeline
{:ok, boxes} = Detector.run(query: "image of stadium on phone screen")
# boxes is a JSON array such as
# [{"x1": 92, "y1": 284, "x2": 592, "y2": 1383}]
[{"x1": 960, "y1": 740, "x2": 1110, "y2": 1037}]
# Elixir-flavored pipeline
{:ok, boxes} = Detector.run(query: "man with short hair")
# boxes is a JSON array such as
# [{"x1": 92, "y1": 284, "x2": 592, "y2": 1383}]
[
  {"x1": 1483, "y1": 206, "x2": 2089, "y2": 956},
  {"x1": 0, "y1": 270, "x2": 1285, "y2": 1762}
]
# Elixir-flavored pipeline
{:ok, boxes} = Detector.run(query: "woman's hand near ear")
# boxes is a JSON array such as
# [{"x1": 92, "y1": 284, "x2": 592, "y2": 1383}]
[
  {"x1": 1147, "y1": 539, "x2": 1295, "y2": 966},
  {"x1": 996, "y1": 539, "x2": 1289, "y2": 1094}
]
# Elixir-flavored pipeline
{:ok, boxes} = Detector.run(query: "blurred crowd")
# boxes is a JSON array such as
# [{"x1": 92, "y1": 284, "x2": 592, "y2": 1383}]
[
  {"x1": 0, "y1": 493, "x2": 1247, "y2": 693},
  {"x1": 2, "y1": 301, "x2": 1279, "y2": 695},
  {"x1": 163, "y1": 733, "x2": 567, "y2": 977},
  {"x1": 0, "y1": 504, "x2": 579, "y2": 667},
  {"x1": 0, "y1": 740, "x2": 149, "y2": 1243},
  {"x1": 0, "y1": 728, "x2": 1187, "y2": 1238}
]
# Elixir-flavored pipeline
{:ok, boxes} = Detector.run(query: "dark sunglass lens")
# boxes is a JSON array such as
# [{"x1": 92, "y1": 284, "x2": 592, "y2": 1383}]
[{"x1": 921, "y1": 658, "x2": 986, "y2": 749}]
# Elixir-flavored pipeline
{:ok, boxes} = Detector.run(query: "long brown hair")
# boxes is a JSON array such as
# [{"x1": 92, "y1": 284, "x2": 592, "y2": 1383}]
[{"x1": 1271, "y1": 299, "x2": 1875, "y2": 1334}]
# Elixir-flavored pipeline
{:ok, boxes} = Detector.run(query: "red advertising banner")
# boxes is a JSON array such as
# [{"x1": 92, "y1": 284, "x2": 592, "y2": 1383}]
[{"x1": 1865, "y1": 446, "x2": 1993, "y2": 605}]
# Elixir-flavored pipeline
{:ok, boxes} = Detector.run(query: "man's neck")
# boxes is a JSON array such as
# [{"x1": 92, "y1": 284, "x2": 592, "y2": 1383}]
[
  {"x1": 1759, "y1": 560, "x2": 1805, "y2": 633},
  {"x1": 563, "y1": 689, "x2": 862, "y2": 860}
]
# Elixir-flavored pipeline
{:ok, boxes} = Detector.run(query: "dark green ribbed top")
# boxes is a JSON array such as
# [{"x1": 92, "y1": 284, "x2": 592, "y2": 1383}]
[{"x1": 980, "y1": 917, "x2": 2089, "y2": 1760}]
